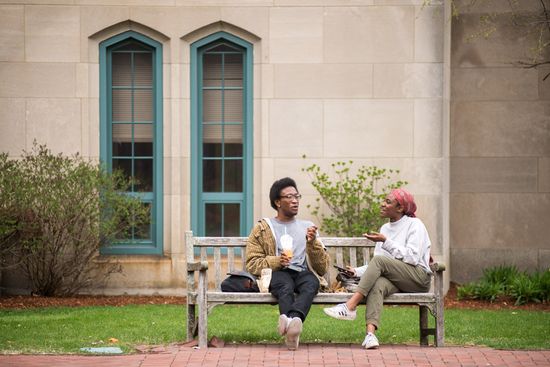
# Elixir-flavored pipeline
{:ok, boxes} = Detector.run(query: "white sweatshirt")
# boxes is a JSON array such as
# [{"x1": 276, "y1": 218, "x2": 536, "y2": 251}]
[{"x1": 354, "y1": 215, "x2": 432, "y2": 277}]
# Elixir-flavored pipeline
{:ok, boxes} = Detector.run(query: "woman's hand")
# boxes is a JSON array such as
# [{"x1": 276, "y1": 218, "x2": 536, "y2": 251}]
[
  {"x1": 345, "y1": 266, "x2": 357, "y2": 277},
  {"x1": 363, "y1": 231, "x2": 386, "y2": 243}
]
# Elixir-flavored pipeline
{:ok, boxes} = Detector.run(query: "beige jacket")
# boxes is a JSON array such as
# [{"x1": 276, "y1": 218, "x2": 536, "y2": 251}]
[{"x1": 245, "y1": 219, "x2": 330, "y2": 290}]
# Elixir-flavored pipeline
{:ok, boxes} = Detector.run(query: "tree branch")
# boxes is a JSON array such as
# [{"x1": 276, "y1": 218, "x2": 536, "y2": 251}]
[{"x1": 540, "y1": 0, "x2": 550, "y2": 36}]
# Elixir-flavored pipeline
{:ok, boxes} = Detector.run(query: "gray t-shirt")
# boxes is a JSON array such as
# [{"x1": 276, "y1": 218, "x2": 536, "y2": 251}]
[{"x1": 270, "y1": 218, "x2": 314, "y2": 272}]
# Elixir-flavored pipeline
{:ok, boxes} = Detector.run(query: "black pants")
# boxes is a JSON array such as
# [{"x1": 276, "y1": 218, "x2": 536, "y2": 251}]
[{"x1": 269, "y1": 268, "x2": 320, "y2": 322}]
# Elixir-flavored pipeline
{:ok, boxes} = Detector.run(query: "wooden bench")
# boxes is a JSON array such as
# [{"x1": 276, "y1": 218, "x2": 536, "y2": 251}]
[{"x1": 185, "y1": 231, "x2": 445, "y2": 348}]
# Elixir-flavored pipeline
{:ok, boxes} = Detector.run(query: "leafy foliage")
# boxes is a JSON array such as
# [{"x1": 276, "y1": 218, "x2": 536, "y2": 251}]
[
  {"x1": 509, "y1": 271, "x2": 550, "y2": 305},
  {"x1": 0, "y1": 153, "x2": 26, "y2": 269},
  {"x1": 482, "y1": 264, "x2": 520, "y2": 287},
  {"x1": 457, "y1": 265, "x2": 550, "y2": 305},
  {"x1": 0, "y1": 142, "x2": 149, "y2": 296},
  {"x1": 302, "y1": 160, "x2": 407, "y2": 237}
]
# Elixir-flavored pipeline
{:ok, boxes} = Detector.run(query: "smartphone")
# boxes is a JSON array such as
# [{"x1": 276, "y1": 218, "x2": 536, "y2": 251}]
[{"x1": 333, "y1": 265, "x2": 354, "y2": 275}]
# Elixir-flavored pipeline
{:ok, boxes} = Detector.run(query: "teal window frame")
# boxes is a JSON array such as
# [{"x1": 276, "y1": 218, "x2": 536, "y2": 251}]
[
  {"x1": 99, "y1": 31, "x2": 163, "y2": 255},
  {"x1": 190, "y1": 32, "x2": 253, "y2": 237}
]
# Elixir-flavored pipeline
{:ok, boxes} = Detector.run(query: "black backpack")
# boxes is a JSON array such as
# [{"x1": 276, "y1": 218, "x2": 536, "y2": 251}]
[{"x1": 220, "y1": 270, "x2": 260, "y2": 292}]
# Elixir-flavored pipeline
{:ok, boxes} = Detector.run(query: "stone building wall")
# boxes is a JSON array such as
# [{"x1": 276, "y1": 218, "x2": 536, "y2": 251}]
[
  {"x1": 0, "y1": 0, "x2": 450, "y2": 294},
  {"x1": 450, "y1": 0, "x2": 550, "y2": 283}
]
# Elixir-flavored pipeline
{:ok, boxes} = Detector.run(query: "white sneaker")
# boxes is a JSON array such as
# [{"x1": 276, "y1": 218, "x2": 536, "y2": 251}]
[
  {"x1": 323, "y1": 303, "x2": 357, "y2": 321},
  {"x1": 362, "y1": 333, "x2": 379, "y2": 349},
  {"x1": 278, "y1": 314, "x2": 290, "y2": 336},
  {"x1": 285, "y1": 317, "x2": 302, "y2": 350}
]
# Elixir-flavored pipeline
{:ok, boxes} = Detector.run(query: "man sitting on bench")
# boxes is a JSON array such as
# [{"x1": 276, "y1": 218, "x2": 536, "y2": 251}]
[{"x1": 245, "y1": 177, "x2": 330, "y2": 350}]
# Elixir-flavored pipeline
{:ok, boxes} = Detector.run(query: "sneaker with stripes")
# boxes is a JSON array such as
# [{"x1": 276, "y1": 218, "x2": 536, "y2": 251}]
[{"x1": 323, "y1": 303, "x2": 357, "y2": 321}]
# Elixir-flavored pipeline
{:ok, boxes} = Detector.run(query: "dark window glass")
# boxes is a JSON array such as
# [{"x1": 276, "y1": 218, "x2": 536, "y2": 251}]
[
  {"x1": 113, "y1": 158, "x2": 132, "y2": 181},
  {"x1": 134, "y1": 159, "x2": 153, "y2": 192},
  {"x1": 224, "y1": 204, "x2": 240, "y2": 236},
  {"x1": 135, "y1": 202, "x2": 152, "y2": 240},
  {"x1": 224, "y1": 143, "x2": 242, "y2": 157},
  {"x1": 112, "y1": 142, "x2": 132, "y2": 157},
  {"x1": 224, "y1": 159, "x2": 242, "y2": 192},
  {"x1": 203, "y1": 143, "x2": 222, "y2": 158},
  {"x1": 205, "y1": 203, "x2": 222, "y2": 236},
  {"x1": 134, "y1": 141, "x2": 153, "y2": 157},
  {"x1": 203, "y1": 159, "x2": 222, "y2": 192}
]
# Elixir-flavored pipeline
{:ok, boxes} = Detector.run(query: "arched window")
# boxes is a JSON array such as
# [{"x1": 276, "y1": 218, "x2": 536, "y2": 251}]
[
  {"x1": 99, "y1": 31, "x2": 163, "y2": 255},
  {"x1": 191, "y1": 32, "x2": 253, "y2": 236}
]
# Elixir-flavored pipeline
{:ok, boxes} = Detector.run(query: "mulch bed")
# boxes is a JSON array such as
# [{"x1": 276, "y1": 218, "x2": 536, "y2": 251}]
[
  {"x1": 0, "y1": 283, "x2": 548, "y2": 311},
  {"x1": 0, "y1": 295, "x2": 186, "y2": 309}
]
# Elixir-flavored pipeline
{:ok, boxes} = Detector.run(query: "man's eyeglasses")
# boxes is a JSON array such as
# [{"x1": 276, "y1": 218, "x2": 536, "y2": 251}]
[{"x1": 281, "y1": 194, "x2": 302, "y2": 200}]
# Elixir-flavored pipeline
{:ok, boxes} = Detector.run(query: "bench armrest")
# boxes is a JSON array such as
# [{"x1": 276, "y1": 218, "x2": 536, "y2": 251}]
[
  {"x1": 430, "y1": 262, "x2": 446, "y2": 273},
  {"x1": 187, "y1": 261, "x2": 209, "y2": 272}
]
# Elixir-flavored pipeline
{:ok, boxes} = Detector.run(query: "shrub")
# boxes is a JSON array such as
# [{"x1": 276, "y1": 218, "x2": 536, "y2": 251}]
[
  {"x1": 0, "y1": 143, "x2": 149, "y2": 296},
  {"x1": 0, "y1": 153, "x2": 27, "y2": 269},
  {"x1": 302, "y1": 160, "x2": 407, "y2": 237},
  {"x1": 457, "y1": 265, "x2": 550, "y2": 305},
  {"x1": 481, "y1": 264, "x2": 519, "y2": 293},
  {"x1": 456, "y1": 281, "x2": 503, "y2": 302}
]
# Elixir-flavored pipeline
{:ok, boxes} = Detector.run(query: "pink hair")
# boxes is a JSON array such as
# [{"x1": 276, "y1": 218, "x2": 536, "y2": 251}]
[{"x1": 390, "y1": 188, "x2": 417, "y2": 217}]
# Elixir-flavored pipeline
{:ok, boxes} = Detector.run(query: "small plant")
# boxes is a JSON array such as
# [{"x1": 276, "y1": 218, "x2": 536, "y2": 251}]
[
  {"x1": 509, "y1": 270, "x2": 550, "y2": 305},
  {"x1": 457, "y1": 265, "x2": 550, "y2": 305},
  {"x1": 302, "y1": 160, "x2": 407, "y2": 237},
  {"x1": 456, "y1": 282, "x2": 477, "y2": 300},
  {"x1": 481, "y1": 264, "x2": 519, "y2": 293},
  {"x1": 456, "y1": 281, "x2": 503, "y2": 303},
  {"x1": 0, "y1": 142, "x2": 149, "y2": 296}
]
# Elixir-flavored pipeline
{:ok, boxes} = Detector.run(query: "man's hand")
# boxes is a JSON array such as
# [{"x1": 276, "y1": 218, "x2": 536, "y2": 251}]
[
  {"x1": 363, "y1": 231, "x2": 386, "y2": 243},
  {"x1": 280, "y1": 252, "x2": 292, "y2": 267},
  {"x1": 306, "y1": 225, "x2": 318, "y2": 242}
]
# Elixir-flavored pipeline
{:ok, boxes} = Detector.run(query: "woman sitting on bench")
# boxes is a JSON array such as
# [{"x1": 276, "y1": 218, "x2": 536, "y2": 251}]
[{"x1": 323, "y1": 188, "x2": 433, "y2": 349}]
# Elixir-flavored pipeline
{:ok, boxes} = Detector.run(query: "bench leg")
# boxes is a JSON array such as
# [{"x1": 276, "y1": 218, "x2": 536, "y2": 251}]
[
  {"x1": 419, "y1": 305, "x2": 430, "y2": 346},
  {"x1": 198, "y1": 270, "x2": 208, "y2": 348},
  {"x1": 435, "y1": 300, "x2": 445, "y2": 347},
  {"x1": 186, "y1": 303, "x2": 196, "y2": 342}
]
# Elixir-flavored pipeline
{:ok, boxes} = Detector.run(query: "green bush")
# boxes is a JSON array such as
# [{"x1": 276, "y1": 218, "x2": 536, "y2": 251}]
[
  {"x1": 0, "y1": 153, "x2": 26, "y2": 269},
  {"x1": 482, "y1": 264, "x2": 519, "y2": 292},
  {"x1": 456, "y1": 281, "x2": 502, "y2": 302},
  {"x1": 0, "y1": 142, "x2": 149, "y2": 296},
  {"x1": 457, "y1": 265, "x2": 550, "y2": 305},
  {"x1": 302, "y1": 160, "x2": 406, "y2": 237},
  {"x1": 509, "y1": 271, "x2": 550, "y2": 305}
]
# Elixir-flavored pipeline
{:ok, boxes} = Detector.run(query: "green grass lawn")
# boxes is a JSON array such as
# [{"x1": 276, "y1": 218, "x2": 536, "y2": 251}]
[{"x1": 0, "y1": 304, "x2": 548, "y2": 354}]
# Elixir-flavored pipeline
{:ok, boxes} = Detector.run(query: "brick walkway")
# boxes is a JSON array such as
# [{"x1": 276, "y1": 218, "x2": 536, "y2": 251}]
[{"x1": 1, "y1": 344, "x2": 549, "y2": 367}]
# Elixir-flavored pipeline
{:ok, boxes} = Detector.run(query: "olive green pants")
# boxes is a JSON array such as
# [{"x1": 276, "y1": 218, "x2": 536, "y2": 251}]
[{"x1": 356, "y1": 255, "x2": 432, "y2": 329}]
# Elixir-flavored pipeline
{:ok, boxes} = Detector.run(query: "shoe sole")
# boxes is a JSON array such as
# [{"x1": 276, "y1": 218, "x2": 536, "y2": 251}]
[
  {"x1": 323, "y1": 308, "x2": 356, "y2": 321},
  {"x1": 277, "y1": 315, "x2": 287, "y2": 336},
  {"x1": 364, "y1": 344, "x2": 379, "y2": 349},
  {"x1": 285, "y1": 318, "x2": 302, "y2": 350}
]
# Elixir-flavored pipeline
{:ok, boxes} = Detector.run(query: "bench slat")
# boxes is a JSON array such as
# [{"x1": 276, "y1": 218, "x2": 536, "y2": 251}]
[
  {"x1": 190, "y1": 291, "x2": 436, "y2": 304},
  {"x1": 214, "y1": 248, "x2": 222, "y2": 289},
  {"x1": 227, "y1": 247, "x2": 235, "y2": 272}
]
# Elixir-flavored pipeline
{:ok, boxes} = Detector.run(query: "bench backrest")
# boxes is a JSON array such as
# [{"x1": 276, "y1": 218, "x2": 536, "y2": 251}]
[{"x1": 185, "y1": 231, "x2": 376, "y2": 291}]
